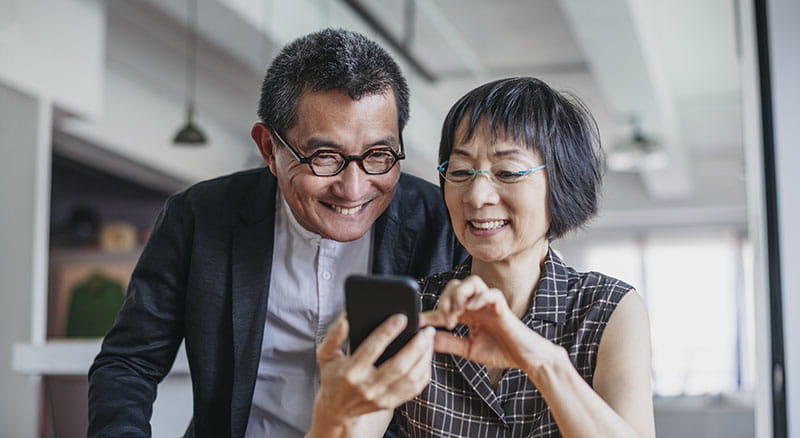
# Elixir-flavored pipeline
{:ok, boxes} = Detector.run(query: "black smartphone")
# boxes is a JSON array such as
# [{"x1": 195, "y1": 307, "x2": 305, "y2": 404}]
[{"x1": 345, "y1": 274, "x2": 420, "y2": 366}]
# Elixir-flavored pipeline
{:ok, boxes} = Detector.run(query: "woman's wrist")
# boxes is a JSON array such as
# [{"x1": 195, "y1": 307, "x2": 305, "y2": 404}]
[{"x1": 524, "y1": 344, "x2": 572, "y2": 388}]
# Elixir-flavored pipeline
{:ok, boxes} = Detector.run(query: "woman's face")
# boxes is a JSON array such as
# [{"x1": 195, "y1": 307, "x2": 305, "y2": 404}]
[{"x1": 444, "y1": 122, "x2": 551, "y2": 265}]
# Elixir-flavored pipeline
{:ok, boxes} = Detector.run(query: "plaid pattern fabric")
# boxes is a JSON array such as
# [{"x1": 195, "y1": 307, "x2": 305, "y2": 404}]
[{"x1": 397, "y1": 248, "x2": 633, "y2": 437}]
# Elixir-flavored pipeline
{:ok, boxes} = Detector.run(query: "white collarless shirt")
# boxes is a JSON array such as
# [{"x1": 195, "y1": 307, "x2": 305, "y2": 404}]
[{"x1": 244, "y1": 190, "x2": 372, "y2": 437}]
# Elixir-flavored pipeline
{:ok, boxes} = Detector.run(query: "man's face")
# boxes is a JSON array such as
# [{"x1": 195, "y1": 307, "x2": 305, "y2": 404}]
[{"x1": 252, "y1": 89, "x2": 401, "y2": 242}]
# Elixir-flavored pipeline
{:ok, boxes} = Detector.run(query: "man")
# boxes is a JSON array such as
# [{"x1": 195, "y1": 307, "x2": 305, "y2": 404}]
[{"x1": 88, "y1": 29, "x2": 465, "y2": 437}]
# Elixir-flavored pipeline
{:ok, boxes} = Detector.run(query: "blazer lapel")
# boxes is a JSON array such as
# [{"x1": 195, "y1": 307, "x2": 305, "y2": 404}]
[
  {"x1": 371, "y1": 201, "x2": 415, "y2": 275},
  {"x1": 230, "y1": 171, "x2": 277, "y2": 438}
]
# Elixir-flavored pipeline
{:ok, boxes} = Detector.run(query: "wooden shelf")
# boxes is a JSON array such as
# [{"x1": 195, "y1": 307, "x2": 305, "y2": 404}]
[{"x1": 49, "y1": 247, "x2": 143, "y2": 263}]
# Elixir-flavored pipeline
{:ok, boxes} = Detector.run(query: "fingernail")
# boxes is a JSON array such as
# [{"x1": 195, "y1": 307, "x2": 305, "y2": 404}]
[
  {"x1": 392, "y1": 314, "x2": 407, "y2": 326},
  {"x1": 423, "y1": 326, "x2": 435, "y2": 338}
]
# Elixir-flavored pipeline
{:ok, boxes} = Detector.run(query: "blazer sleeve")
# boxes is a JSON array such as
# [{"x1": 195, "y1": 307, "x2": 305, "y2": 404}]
[{"x1": 88, "y1": 191, "x2": 193, "y2": 437}]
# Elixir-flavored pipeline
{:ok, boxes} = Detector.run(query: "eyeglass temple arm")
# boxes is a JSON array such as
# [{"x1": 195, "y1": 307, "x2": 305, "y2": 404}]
[
  {"x1": 396, "y1": 136, "x2": 406, "y2": 160},
  {"x1": 272, "y1": 130, "x2": 307, "y2": 162}
]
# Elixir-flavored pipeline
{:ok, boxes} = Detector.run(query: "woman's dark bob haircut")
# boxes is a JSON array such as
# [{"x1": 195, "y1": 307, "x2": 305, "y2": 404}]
[{"x1": 439, "y1": 77, "x2": 604, "y2": 239}]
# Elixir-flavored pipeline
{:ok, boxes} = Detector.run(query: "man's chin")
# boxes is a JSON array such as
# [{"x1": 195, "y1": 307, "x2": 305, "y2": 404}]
[{"x1": 319, "y1": 226, "x2": 371, "y2": 242}]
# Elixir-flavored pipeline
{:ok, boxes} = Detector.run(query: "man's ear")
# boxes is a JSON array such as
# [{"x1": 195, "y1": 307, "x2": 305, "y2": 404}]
[{"x1": 251, "y1": 123, "x2": 278, "y2": 176}]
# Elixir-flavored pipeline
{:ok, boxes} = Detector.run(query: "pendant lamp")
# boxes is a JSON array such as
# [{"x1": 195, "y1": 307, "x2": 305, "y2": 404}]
[{"x1": 173, "y1": 0, "x2": 207, "y2": 145}]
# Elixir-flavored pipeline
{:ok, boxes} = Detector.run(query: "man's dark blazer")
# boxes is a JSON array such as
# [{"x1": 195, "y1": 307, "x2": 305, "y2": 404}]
[{"x1": 88, "y1": 167, "x2": 466, "y2": 438}]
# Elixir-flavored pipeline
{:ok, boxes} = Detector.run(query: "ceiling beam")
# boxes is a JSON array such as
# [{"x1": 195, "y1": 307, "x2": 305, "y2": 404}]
[
  {"x1": 559, "y1": 0, "x2": 692, "y2": 200},
  {"x1": 340, "y1": 0, "x2": 437, "y2": 82}
]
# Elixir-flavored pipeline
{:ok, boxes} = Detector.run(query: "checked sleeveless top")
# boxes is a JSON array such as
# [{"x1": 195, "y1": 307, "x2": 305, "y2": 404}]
[{"x1": 397, "y1": 248, "x2": 633, "y2": 437}]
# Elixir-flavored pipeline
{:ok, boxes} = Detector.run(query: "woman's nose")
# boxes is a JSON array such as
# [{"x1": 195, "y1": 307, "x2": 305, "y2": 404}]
[{"x1": 463, "y1": 173, "x2": 500, "y2": 207}]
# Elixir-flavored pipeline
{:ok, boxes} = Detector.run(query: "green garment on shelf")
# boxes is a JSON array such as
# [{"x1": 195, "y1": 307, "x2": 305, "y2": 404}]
[{"x1": 65, "y1": 273, "x2": 125, "y2": 338}]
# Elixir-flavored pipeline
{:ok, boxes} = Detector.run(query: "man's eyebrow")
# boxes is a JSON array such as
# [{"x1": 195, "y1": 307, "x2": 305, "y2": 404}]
[
  {"x1": 306, "y1": 138, "x2": 344, "y2": 151},
  {"x1": 368, "y1": 135, "x2": 399, "y2": 148},
  {"x1": 305, "y1": 135, "x2": 400, "y2": 151}
]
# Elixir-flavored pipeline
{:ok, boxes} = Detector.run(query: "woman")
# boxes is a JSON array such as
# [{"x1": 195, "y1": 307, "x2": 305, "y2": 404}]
[
  {"x1": 308, "y1": 77, "x2": 654, "y2": 437},
  {"x1": 398, "y1": 76, "x2": 655, "y2": 437}
]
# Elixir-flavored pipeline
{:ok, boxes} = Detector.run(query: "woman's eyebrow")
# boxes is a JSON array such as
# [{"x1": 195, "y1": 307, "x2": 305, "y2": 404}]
[
  {"x1": 493, "y1": 149, "x2": 525, "y2": 157},
  {"x1": 450, "y1": 148, "x2": 526, "y2": 158}
]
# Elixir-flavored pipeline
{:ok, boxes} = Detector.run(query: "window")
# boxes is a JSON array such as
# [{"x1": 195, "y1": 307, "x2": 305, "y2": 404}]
[{"x1": 564, "y1": 227, "x2": 753, "y2": 396}]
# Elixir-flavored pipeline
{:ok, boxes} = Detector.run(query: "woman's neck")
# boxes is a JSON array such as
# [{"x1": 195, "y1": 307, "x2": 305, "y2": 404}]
[{"x1": 471, "y1": 241, "x2": 549, "y2": 318}]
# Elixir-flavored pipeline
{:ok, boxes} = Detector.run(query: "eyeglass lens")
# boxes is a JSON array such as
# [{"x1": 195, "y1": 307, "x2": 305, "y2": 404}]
[
  {"x1": 274, "y1": 130, "x2": 402, "y2": 176},
  {"x1": 438, "y1": 160, "x2": 545, "y2": 184},
  {"x1": 311, "y1": 149, "x2": 398, "y2": 176}
]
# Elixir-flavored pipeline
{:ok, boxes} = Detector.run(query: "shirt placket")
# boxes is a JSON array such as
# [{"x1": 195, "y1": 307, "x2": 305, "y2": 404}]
[{"x1": 313, "y1": 239, "x2": 336, "y2": 392}]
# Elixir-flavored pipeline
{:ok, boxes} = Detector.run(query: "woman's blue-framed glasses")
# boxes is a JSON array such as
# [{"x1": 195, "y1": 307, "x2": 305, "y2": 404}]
[{"x1": 437, "y1": 160, "x2": 546, "y2": 185}]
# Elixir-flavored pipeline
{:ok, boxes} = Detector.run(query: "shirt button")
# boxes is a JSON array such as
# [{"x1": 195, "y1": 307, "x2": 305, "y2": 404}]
[{"x1": 321, "y1": 271, "x2": 332, "y2": 280}]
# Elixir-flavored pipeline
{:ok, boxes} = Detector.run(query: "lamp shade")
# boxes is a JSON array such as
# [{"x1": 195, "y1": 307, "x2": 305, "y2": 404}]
[{"x1": 173, "y1": 106, "x2": 207, "y2": 144}]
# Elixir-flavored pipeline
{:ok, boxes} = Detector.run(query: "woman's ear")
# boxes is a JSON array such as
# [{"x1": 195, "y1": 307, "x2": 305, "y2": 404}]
[{"x1": 251, "y1": 123, "x2": 278, "y2": 175}]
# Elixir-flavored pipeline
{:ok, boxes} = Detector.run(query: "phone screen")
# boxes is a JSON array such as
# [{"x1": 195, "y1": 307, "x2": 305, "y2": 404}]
[{"x1": 345, "y1": 274, "x2": 420, "y2": 366}]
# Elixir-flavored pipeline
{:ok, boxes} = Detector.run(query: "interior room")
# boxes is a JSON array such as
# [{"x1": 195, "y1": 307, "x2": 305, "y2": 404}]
[{"x1": 1, "y1": 0, "x2": 798, "y2": 437}]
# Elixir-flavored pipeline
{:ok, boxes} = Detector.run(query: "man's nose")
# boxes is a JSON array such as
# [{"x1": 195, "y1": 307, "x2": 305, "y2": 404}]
[{"x1": 332, "y1": 160, "x2": 367, "y2": 200}]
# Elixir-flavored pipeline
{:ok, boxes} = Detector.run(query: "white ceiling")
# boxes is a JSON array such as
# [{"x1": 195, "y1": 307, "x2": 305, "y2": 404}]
[{"x1": 102, "y1": 0, "x2": 747, "y2": 229}]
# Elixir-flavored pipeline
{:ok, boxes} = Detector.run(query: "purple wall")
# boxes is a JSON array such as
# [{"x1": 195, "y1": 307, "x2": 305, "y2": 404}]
[{"x1": 49, "y1": 155, "x2": 174, "y2": 243}]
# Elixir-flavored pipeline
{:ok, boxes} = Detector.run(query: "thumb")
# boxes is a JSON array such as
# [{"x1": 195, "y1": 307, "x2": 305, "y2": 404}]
[{"x1": 317, "y1": 314, "x2": 348, "y2": 365}]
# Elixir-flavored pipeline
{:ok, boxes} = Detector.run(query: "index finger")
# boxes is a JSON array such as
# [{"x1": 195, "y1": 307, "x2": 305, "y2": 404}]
[
  {"x1": 420, "y1": 310, "x2": 458, "y2": 330},
  {"x1": 317, "y1": 314, "x2": 348, "y2": 365},
  {"x1": 439, "y1": 275, "x2": 488, "y2": 314}
]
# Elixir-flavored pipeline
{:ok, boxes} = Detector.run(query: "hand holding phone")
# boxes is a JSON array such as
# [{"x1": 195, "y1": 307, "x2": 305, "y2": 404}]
[{"x1": 345, "y1": 274, "x2": 420, "y2": 366}]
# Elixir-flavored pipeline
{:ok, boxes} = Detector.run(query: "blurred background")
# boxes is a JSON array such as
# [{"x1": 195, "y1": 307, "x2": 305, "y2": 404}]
[{"x1": 1, "y1": 0, "x2": 798, "y2": 437}]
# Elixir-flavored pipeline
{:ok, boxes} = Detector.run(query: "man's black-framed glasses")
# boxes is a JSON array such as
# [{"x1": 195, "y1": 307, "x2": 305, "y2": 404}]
[{"x1": 272, "y1": 130, "x2": 405, "y2": 177}]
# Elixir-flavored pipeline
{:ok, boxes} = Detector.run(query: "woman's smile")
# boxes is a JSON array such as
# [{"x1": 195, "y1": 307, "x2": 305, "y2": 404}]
[{"x1": 467, "y1": 219, "x2": 510, "y2": 236}]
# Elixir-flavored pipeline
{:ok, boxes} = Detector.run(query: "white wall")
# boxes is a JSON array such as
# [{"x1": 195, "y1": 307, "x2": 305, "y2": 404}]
[
  {"x1": 0, "y1": 80, "x2": 51, "y2": 438},
  {"x1": 1, "y1": 1, "x2": 253, "y2": 435},
  {"x1": 768, "y1": 0, "x2": 800, "y2": 436},
  {"x1": 0, "y1": 0, "x2": 104, "y2": 116}
]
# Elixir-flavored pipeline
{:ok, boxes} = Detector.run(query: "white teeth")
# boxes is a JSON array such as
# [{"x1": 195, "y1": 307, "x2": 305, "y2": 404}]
[
  {"x1": 470, "y1": 220, "x2": 507, "y2": 230},
  {"x1": 331, "y1": 204, "x2": 363, "y2": 215}
]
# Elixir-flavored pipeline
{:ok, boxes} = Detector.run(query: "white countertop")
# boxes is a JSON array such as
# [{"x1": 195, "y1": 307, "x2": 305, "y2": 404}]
[{"x1": 12, "y1": 339, "x2": 190, "y2": 376}]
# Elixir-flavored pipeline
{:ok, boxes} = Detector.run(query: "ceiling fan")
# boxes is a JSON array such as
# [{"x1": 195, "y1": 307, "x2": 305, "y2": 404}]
[{"x1": 607, "y1": 116, "x2": 668, "y2": 172}]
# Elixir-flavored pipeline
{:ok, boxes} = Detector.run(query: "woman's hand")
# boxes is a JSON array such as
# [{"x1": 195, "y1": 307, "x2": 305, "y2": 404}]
[
  {"x1": 306, "y1": 314, "x2": 435, "y2": 438},
  {"x1": 421, "y1": 275, "x2": 562, "y2": 373},
  {"x1": 422, "y1": 276, "x2": 655, "y2": 438}
]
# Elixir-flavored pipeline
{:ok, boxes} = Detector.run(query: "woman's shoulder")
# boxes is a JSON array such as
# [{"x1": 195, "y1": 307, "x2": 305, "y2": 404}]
[
  {"x1": 545, "y1": 249, "x2": 635, "y2": 306},
  {"x1": 562, "y1": 265, "x2": 637, "y2": 325},
  {"x1": 569, "y1": 268, "x2": 635, "y2": 297}
]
